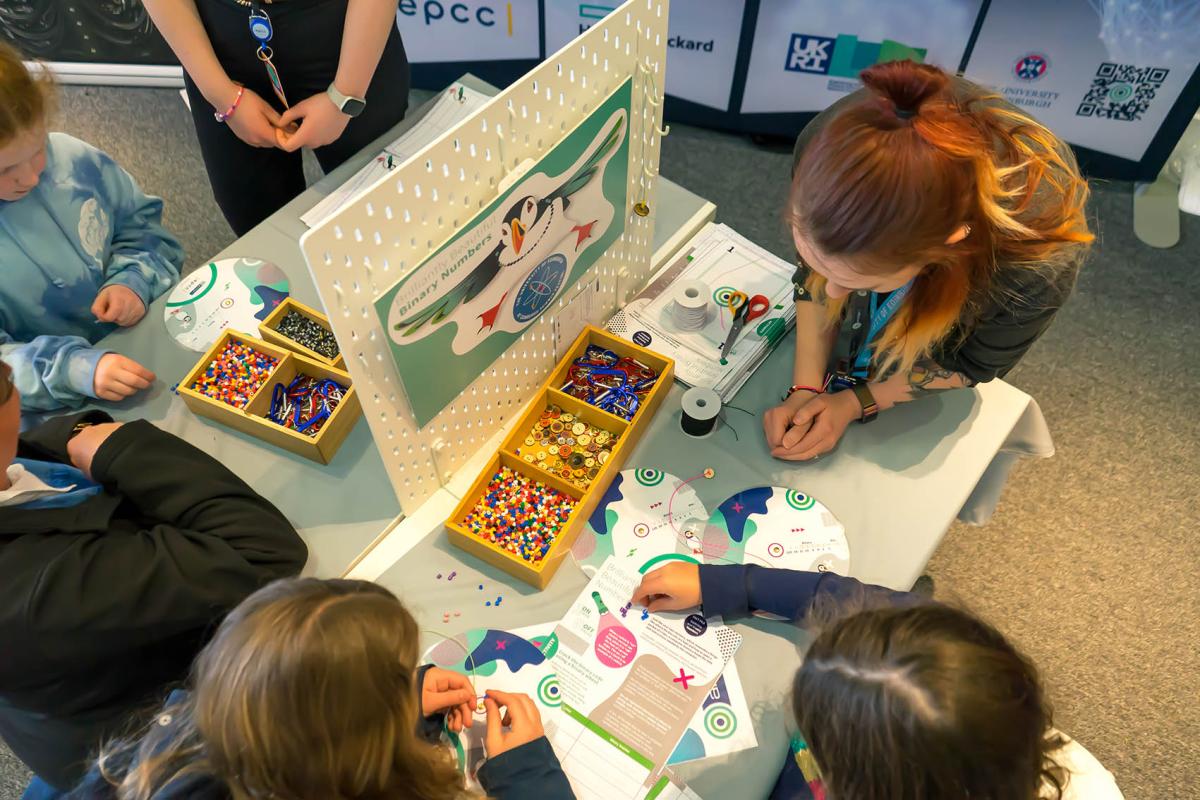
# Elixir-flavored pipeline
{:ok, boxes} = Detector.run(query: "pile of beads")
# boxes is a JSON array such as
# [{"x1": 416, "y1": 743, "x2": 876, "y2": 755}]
[
  {"x1": 514, "y1": 404, "x2": 619, "y2": 489},
  {"x1": 266, "y1": 374, "x2": 346, "y2": 436},
  {"x1": 460, "y1": 466, "x2": 576, "y2": 564},
  {"x1": 274, "y1": 310, "x2": 340, "y2": 360},
  {"x1": 192, "y1": 340, "x2": 278, "y2": 408},
  {"x1": 560, "y1": 345, "x2": 659, "y2": 420}
]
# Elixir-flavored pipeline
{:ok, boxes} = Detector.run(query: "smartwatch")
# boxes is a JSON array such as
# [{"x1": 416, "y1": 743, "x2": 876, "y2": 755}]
[
  {"x1": 326, "y1": 83, "x2": 367, "y2": 118},
  {"x1": 851, "y1": 383, "x2": 879, "y2": 424}
]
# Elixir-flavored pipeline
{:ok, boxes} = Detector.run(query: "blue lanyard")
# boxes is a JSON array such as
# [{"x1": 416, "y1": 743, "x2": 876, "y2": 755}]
[{"x1": 851, "y1": 279, "x2": 914, "y2": 377}]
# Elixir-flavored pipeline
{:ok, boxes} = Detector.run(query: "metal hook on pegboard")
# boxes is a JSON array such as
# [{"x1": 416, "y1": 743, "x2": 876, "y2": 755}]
[{"x1": 632, "y1": 59, "x2": 667, "y2": 217}]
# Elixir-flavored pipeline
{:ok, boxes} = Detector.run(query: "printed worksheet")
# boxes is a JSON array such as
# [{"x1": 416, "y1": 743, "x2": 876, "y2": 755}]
[
  {"x1": 549, "y1": 559, "x2": 742, "y2": 796},
  {"x1": 301, "y1": 83, "x2": 490, "y2": 227},
  {"x1": 511, "y1": 616, "x2": 758, "y2": 767}
]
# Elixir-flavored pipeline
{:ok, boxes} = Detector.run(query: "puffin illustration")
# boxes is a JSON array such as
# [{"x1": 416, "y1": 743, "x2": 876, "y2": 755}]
[{"x1": 392, "y1": 116, "x2": 624, "y2": 338}]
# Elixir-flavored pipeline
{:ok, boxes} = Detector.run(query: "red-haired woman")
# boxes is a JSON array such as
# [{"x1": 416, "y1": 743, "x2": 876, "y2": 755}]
[{"x1": 765, "y1": 60, "x2": 1093, "y2": 461}]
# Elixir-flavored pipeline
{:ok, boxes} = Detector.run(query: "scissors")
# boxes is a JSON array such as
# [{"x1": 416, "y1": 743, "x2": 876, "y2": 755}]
[{"x1": 719, "y1": 292, "x2": 770, "y2": 360}]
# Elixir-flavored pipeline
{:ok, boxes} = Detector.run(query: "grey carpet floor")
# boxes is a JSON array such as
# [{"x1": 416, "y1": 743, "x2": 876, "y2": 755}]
[{"x1": 1, "y1": 86, "x2": 1195, "y2": 799}]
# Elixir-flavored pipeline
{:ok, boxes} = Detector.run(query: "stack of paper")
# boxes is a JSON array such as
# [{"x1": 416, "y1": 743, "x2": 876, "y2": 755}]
[
  {"x1": 607, "y1": 223, "x2": 796, "y2": 401},
  {"x1": 300, "y1": 83, "x2": 491, "y2": 228}
]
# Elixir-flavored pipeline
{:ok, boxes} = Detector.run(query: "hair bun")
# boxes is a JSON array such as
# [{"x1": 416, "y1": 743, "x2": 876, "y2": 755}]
[{"x1": 860, "y1": 59, "x2": 949, "y2": 120}]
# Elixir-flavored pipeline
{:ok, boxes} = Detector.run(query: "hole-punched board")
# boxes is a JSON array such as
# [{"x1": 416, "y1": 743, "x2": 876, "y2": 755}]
[{"x1": 299, "y1": 0, "x2": 670, "y2": 514}]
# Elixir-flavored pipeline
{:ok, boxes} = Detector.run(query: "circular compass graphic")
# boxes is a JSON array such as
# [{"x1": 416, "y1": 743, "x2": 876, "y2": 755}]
[{"x1": 512, "y1": 254, "x2": 568, "y2": 323}]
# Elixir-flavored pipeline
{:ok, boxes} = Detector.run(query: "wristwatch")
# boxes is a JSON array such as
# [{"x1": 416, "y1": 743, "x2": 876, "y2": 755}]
[
  {"x1": 851, "y1": 383, "x2": 879, "y2": 424},
  {"x1": 326, "y1": 83, "x2": 367, "y2": 118}
]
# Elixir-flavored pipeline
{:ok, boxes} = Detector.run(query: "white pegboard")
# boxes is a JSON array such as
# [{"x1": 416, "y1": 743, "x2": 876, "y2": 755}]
[{"x1": 300, "y1": 0, "x2": 669, "y2": 515}]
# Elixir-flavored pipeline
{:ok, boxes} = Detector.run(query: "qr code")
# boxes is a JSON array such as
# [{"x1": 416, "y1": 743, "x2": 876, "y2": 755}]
[{"x1": 1076, "y1": 62, "x2": 1169, "y2": 121}]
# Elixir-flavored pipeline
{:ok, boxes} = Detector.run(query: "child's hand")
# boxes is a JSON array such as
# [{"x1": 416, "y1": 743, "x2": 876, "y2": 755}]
[
  {"x1": 93, "y1": 353, "x2": 155, "y2": 402},
  {"x1": 67, "y1": 421, "x2": 124, "y2": 480},
  {"x1": 421, "y1": 666, "x2": 476, "y2": 733},
  {"x1": 632, "y1": 562, "x2": 702, "y2": 612},
  {"x1": 92, "y1": 285, "x2": 146, "y2": 327},
  {"x1": 483, "y1": 691, "x2": 545, "y2": 758}
]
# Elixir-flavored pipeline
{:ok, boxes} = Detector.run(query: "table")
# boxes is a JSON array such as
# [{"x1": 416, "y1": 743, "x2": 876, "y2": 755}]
[
  {"x1": 364, "y1": 331, "x2": 1053, "y2": 799},
  {"x1": 84, "y1": 74, "x2": 716, "y2": 579}
]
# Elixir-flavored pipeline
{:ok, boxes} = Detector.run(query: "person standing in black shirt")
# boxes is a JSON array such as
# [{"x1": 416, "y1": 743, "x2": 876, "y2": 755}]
[
  {"x1": 145, "y1": 0, "x2": 409, "y2": 235},
  {"x1": 765, "y1": 60, "x2": 1093, "y2": 461}
]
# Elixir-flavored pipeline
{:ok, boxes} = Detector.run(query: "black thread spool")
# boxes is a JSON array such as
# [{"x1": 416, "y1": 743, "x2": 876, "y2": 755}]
[{"x1": 681, "y1": 387, "x2": 721, "y2": 437}]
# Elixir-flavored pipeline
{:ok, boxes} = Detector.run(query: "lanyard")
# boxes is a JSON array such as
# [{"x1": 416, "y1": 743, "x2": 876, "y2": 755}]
[
  {"x1": 249, "y1": 1, "x2": 289, "y2": 108},
  {"x1": 849, "y1": 278, "x2": 914, "y2": 378}
]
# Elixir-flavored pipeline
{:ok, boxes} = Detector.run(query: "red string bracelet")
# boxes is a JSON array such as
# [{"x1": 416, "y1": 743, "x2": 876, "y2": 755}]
[
  {"x1": 784, "y1": 384, "x2": 825, "y2": 401},
  {"x1": 214, "y1": 85, "x2": 245, "y2": 123}
]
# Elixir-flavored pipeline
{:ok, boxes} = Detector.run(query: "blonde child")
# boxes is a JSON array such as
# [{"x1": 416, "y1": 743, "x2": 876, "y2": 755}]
[
  {"x1": 0, "y1": 42, "x2": 182, "y2": 413},
  {"x1": 68, "y1": 578, "x2": 574, "y2": 800}
]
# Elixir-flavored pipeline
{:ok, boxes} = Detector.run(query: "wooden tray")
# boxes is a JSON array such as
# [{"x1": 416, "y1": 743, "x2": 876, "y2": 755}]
[
  {"x1": 177, "y1": 330, "x2": 361, "y2": 465},
  {"x1": 259, "y1": 297, "x2": 346, "y2": 370},
  {"x1": 445, "y1": 326, "x2": 674, "y2": 588}
]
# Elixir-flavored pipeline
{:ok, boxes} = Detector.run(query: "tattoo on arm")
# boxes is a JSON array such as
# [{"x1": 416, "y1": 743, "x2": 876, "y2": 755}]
[{"x1": 906, "y1": 359, "x2": 976, "y2": 395}]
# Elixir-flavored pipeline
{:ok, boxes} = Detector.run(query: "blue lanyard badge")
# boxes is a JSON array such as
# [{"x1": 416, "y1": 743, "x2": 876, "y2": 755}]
[
  {"x1": 851, "y1": 278, "x2": 914, "y2": 377},
  {"x1": 248, "y1": 7, "x2": 272, "y2": 44}
]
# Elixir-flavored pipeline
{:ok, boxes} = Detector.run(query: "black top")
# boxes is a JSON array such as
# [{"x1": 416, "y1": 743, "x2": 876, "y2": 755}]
[
  {"x1": 0, "y1": 411, "x2": 307, "y2": 787},
  {"x1": 790, "y1": 80, "x2": 1083, "y2": 384}
]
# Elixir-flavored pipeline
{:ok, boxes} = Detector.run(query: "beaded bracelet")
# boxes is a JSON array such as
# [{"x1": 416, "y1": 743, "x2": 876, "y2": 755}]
[{"x1": 214, "y1": 85, "x2": 245, "y2": 123}]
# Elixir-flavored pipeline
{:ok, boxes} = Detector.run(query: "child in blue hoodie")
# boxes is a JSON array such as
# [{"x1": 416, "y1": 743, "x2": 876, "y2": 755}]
[{"x1": 0, "y1": 43, "x2": 183, "y2": 413}]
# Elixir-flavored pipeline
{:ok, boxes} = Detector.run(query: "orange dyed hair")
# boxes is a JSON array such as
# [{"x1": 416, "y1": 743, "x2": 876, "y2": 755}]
[{"x1": 789, "y1": 60, "x2": 1093, "y2": 376}]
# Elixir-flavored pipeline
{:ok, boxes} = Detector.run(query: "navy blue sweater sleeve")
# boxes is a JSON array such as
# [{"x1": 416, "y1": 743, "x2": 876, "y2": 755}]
[
  {"x1": 477, "y1": 736, "x2": 576, "y2": 800},
  {"x1": 698, "y1": 564, "x2": 915, "y2": 622}
]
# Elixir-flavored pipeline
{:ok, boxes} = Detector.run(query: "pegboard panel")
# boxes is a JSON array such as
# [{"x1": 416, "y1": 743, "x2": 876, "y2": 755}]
[{"x1": 300, "y1": 0, "x2": 669, "y2": 514}]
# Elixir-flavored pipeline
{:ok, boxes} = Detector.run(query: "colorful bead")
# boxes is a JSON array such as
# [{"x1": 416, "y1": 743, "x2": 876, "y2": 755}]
[
  {"x1": 192, "y1": 340, "x2": 278, "y2": 409},
  {"x1": 459, "y1": 466, "x2": 576, "y2": 565}
]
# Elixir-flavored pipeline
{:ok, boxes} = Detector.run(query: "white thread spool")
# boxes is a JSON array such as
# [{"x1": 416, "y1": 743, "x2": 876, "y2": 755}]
[{"x1": 670, "y1": 279, "x2": 709, "y2": 331}]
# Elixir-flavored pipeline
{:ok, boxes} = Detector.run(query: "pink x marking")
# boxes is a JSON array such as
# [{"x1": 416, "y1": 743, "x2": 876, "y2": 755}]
[
  {"x1": 673, "y1": 669, "x2": 695, "y2": 690},
  {"x1": 495, "y1": 639, "x2": 508, "y2": 651}
]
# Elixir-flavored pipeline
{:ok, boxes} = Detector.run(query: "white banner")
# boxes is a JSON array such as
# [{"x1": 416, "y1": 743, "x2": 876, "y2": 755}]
[
  {"x1": 544, "y1": 0, "x2": 746, "y2": 111},
  {"x1": 963, "y1": 0, "x2": 1200, "y2": 162},
  {"x1": 396, "y1": 0, "x2": 540, "y2": 62},
  {"x1": 739, "y1": 0, "x2": 983, "y2": 114}
]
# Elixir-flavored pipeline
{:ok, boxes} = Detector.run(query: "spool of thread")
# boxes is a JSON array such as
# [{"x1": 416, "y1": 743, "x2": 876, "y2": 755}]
[
  {"x1": 670, "y1": 279, "x2": 709, "y2": 331},
  {"x1": 681, "y1": 386, "x2": 721, "y2": 437}
]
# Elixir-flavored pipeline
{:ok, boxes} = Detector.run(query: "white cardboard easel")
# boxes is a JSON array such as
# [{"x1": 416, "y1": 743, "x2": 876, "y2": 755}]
[{"x1": 300, "y1": 0, "x2": 670, "y2": 516}]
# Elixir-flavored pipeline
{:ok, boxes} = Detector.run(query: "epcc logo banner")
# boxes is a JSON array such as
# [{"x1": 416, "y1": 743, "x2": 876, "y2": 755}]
[{"x1": 397, "y1": 0, "x2": 540, "y2": 62}]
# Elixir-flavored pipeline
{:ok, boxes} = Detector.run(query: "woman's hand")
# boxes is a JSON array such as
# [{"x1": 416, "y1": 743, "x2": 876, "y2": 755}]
[
  {"x1": 763, "y1": 389, "x2": 820, "y2": 449},
  {"x1": 92, "y1": 285, "x2": 146, "y2": 327},
  {"x1": 632, "y1": 563, "x2": 701, "y2": 612},
  {"x1": 221, "y1": 85, "x2": 285, "y2": 148},
  {"x1": 770, "y1": 389, "x2": 863, "y2": 461},
  {"x1": 483, "y1": 691, "x2": 545, "y2": 758},
  {"x1": 275, "y1": 92, "x2": 350, "y2": 152},
  {"x1": 421, "y1": 666, "x2": 476, "y2": 733}
]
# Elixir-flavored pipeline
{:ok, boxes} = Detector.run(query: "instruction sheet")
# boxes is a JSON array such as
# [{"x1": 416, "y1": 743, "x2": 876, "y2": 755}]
[{"x1": 548, "y1": 559, "x2": 742, "y2": 797}]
